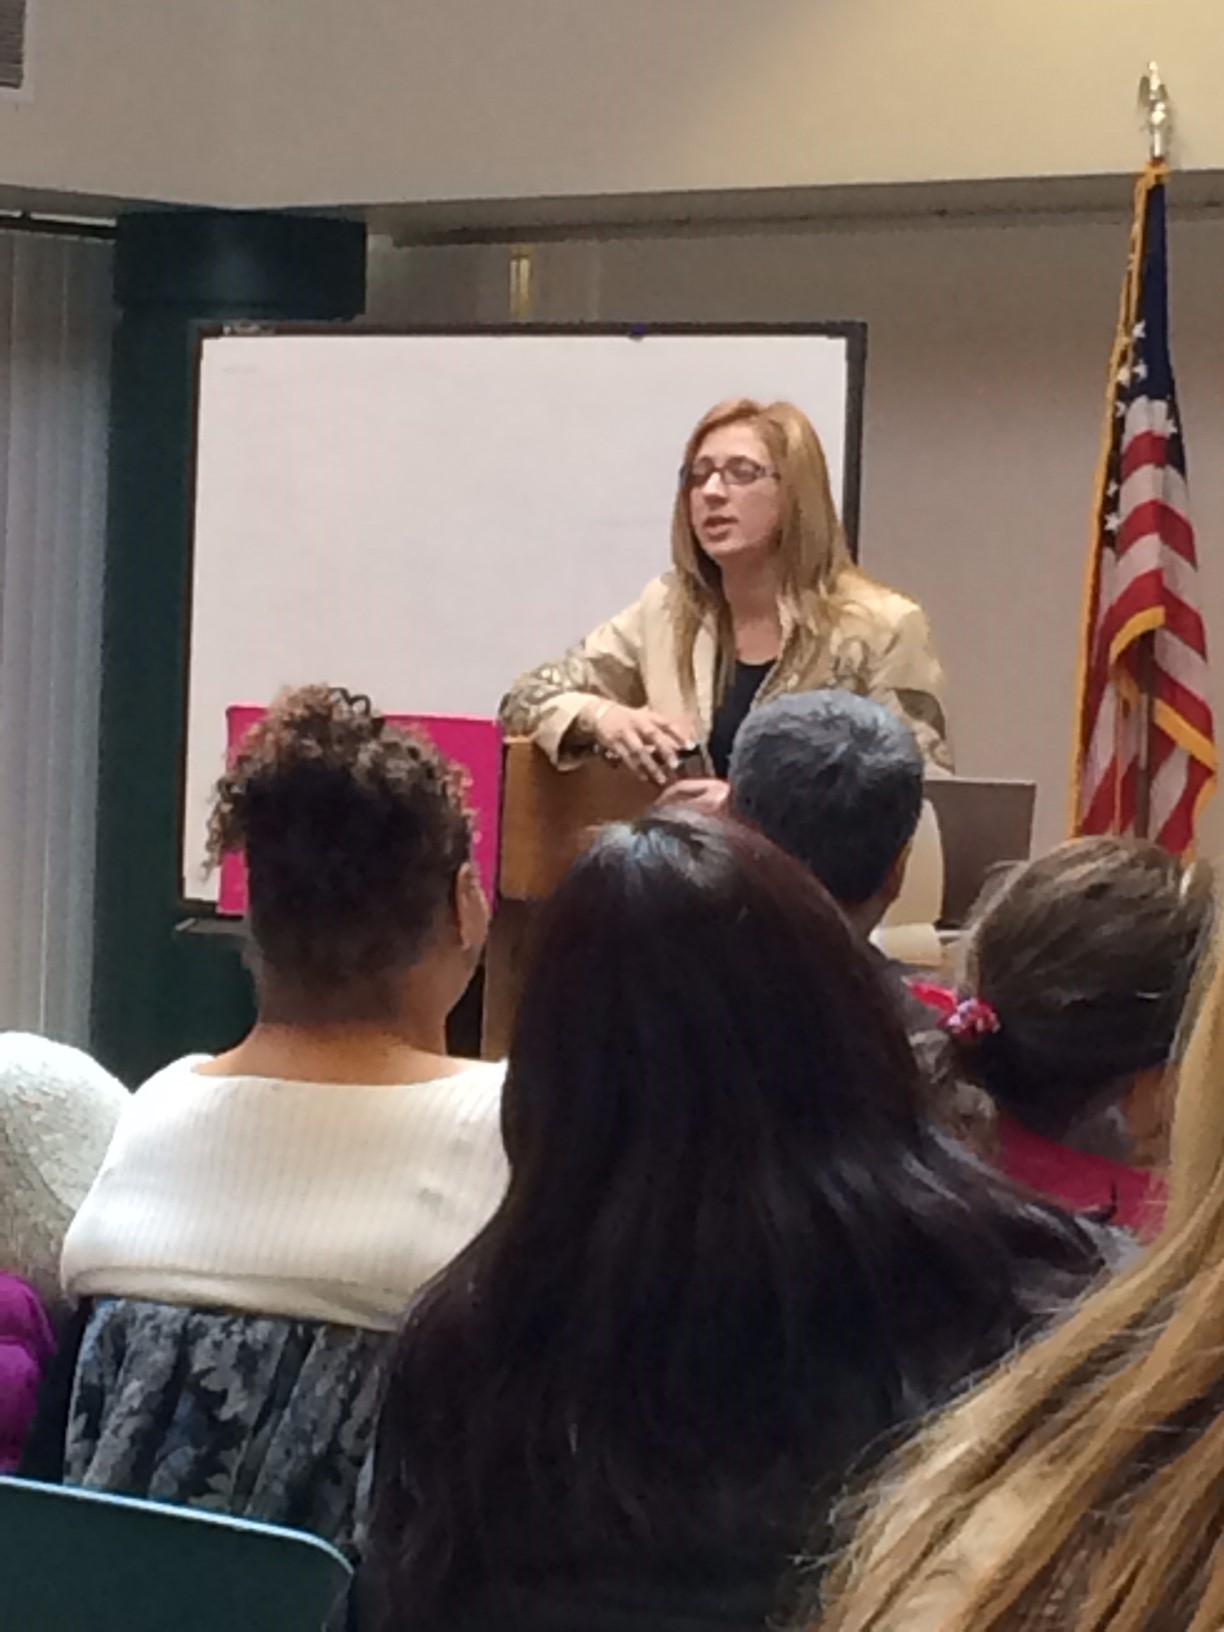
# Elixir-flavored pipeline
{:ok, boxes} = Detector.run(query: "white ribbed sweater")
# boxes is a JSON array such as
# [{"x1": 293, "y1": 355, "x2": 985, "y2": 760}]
[{"x1": 61, "y1": 1054, "x2": 508, "y2": 1331}]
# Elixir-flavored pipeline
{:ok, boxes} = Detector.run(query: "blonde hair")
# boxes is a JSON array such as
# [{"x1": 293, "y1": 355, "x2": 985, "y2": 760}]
[
  {"x1": 819, "y1": 925, "x2": 1224, "y2": 1632},
  {"x1": 669, "y1": 399, "x2": 854, "y2": 706}
]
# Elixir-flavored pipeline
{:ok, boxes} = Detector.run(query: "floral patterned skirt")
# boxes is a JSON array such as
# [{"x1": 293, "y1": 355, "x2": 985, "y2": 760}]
[{"x1": 64, "y1": 1296, "x2": 389, "y2": 1555}]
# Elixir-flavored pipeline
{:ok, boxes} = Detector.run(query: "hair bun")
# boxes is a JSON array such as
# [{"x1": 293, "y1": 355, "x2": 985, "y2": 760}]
[{"x1": 205, "y1": 683, "x2": 473, "y2": 989}]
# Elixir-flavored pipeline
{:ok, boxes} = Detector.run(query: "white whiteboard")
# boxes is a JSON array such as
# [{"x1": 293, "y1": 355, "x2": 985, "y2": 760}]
[{"x1": 183, "y1": 327, "x2": 864, "y2": 902}]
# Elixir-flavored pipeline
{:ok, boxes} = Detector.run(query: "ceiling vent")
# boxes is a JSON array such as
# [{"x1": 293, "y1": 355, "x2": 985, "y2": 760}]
[{"x1": 0, "y1": 0, "x2": 26, "y2": 93}]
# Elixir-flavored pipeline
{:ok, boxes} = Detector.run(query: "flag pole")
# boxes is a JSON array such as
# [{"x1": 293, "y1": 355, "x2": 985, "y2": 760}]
[{"x1": 1130, "y1": 65, "x2": 1173, "y2": 838}]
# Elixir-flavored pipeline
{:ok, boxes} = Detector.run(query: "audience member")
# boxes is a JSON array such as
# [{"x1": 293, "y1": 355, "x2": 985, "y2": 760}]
[
  {"x1": 925, "y1": 836, "x2": 1212, "y2": 1232},
  {"x1": 362, "y1": 809, "x2": 1116, "y2": 1632},
  {"x1": 0, "y1": 1276, "x2": 54, "y2": 1473},
  {"x1": 728, "y1": 690, "x2": 923, "y2": 939},
  {"x1": 724, "y1": 689, "x2": 951, "y2": 1047},
  {"x1": 60, "y1": 686, "x2": 507, "y2": 1549},
  {"x1": 659, "y1": 693, "x2": 929, "y2": 973},
  {"x1": 817, "y1": 928, "x2": 1224, "y2": 1632},
  {"x1": 0, "y1": 1034, "x2": 126, "y2": 1471}
]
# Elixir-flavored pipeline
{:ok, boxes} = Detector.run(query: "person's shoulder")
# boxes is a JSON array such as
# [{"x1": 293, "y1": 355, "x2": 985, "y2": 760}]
[
  {"x1": 586, "y1": 575, "x2": 674, "y2": 640},
  {"x1": 128, "y1": 1054, "x2": 214, "y2": 1102},
  {"x1": 382, "y1": 1062, "x2": 508, "y2": 1178},
  {"x1": 103, "y1": 1056, "x2": 217, "y2": 1147},
  {"x1": 638, "y1": 574, "x2": 675, "y2": 614},
  {"x1": 0, "y1": 1033, "x2": 128, "y2": 1126},
  {"x1": 136, "y1": 1053, "x2": 213, "y2": 1085},
  {"x1": 0, "y1": 1274, "x2": 54, "y2": 1356},
  {"x1": 433, "y1": 1059, "x2": 507, "y2": 1116},
  {"x1": 835, "y1": 569, "x2": 924, "y2": 627}
]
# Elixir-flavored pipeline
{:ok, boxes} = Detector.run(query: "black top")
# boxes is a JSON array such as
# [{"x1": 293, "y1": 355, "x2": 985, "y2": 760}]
[{"x1": 707, "y1": 661, "x2": 774, "y2": 777}]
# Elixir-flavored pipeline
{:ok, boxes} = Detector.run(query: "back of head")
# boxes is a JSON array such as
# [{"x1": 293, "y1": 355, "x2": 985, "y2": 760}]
[
  {"x1": 819, "y1": 931, "x2": 1224, "y2": 1632},
  {"x1": 0, "y1": 1033, "x2": 127, "y2": 1302},
  {"x1": 728, "y1": 691, "x2": 924, "y2": 908},
  {"x1": 502, "y1": 806, "x2": 925, "y2": 1234},
  {"x1": 368, "y1": 812, "x2": 1110, "y2": 1631},
  {"x1": 208, "y1": 685, "x2": 471, "y2": 995},
  {"x1": 951, "y1": 836, "x2": 1213, "y2": 1137}
]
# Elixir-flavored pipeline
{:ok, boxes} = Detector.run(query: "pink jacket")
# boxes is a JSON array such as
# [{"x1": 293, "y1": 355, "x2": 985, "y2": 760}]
[
  {"x1": 997, "y1": 1116, "x2": 1166, "y2": 1241},
  {"x1": 0, "y1": 1273, "x2": 55, "y2": 1471}
]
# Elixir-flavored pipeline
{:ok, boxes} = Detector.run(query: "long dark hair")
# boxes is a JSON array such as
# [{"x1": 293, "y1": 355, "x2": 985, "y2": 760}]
[{"x1": 365, "y1": 812, "x2": 1109, "y2": 1629}]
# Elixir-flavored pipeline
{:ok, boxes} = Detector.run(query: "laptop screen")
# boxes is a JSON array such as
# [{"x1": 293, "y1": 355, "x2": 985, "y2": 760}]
[{"x1": 923, "y1": 778, "x2": 1037, "y2": 927}]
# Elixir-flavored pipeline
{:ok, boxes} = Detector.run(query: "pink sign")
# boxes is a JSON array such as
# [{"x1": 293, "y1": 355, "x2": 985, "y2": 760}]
[{"x1": 217, "y1": 705, "x2": 503, "y2": 917}]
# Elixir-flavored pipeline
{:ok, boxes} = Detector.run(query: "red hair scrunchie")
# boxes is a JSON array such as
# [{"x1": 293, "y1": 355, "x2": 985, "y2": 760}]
[{"x1": 942, "y1": 997, "x2": 1001, "y2": 1042}]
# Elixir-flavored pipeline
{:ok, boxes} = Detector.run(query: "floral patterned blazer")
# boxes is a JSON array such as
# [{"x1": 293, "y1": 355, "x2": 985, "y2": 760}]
[{"x1": 499, "y1": 571, "x2": 952, "y2": 770}]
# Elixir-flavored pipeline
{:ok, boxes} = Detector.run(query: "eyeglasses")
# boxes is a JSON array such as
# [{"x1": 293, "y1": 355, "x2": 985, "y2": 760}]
[{"x1": 680, "y1": 457, "x2": 779, "y2": 491}]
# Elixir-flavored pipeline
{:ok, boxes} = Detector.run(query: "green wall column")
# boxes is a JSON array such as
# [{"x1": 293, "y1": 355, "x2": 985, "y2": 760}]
[{"x1": 92, "y1": 211, "x2": 367, "y2": 1084}]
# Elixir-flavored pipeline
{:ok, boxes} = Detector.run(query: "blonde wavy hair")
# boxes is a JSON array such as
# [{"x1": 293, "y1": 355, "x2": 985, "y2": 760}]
[
  {"x1": 818, "y1": 920, "x2": 1224, "y2": 1632},
  {"x1": 669, "y1": 399, "x2": 856, "y2": 706}
]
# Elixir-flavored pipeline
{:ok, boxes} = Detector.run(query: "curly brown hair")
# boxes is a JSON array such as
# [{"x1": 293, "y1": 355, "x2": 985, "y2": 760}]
[{"x1": 208, "y1": 686, "x2": 472, "y2": 991}]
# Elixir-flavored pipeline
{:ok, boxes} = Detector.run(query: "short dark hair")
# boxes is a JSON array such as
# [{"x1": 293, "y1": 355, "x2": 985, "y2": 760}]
[
  {"x1": 728, "y1": 691, "x2": 924, "y2": 905},
  {"x1": 207, "y1": 685, "x2": 471, "y2": 990},
  {"x1": 365, "y1": 810, "x2": 1110, "y2": 1631}
]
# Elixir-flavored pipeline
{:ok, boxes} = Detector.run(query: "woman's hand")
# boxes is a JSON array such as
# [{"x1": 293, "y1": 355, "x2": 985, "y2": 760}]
[
  {"x1": 655, "y1": 778, "x2": 730, "y2": 817},
  {"x1": 583, "y1": 701, "x2": 694, "y2": 786}
]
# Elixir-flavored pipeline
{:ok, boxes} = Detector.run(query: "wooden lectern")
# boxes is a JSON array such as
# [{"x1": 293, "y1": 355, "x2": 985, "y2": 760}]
[{"x1": 482, "y1": 738, "x2": 656, "y2": 1058}]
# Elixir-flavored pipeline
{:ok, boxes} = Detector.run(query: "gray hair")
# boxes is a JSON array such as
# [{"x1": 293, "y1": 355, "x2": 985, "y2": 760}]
[{"x1": 728, "y1": 690, "x2": 923, "y2": 905}]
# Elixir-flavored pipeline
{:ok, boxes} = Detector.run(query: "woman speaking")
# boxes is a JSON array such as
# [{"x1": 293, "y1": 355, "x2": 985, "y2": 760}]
[{"x1": 500, "y1": 398, "x2": 951, "y2": 781}]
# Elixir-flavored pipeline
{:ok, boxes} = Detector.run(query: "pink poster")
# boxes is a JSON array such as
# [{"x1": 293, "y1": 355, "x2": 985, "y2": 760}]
[{"x1": 217, "y1": 706, "x2": 503, "y2": 917}]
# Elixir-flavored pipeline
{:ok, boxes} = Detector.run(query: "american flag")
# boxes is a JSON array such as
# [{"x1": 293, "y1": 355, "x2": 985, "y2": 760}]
[{"x1": 1072, "y1": 165, "x2": 1217, "y2": 856}]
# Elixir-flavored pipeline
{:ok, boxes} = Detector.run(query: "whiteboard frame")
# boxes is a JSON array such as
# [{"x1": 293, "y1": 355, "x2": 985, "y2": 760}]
[{"x1": 179, "y1": 320, "x2": 869, "y2": 914}]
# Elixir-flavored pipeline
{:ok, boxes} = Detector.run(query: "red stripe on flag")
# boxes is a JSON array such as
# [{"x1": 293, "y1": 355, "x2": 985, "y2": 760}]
[
  {"x1": 1156, "y1": 754, "x2": 1213, "y2": 858},
  {"x1": 1080, "y1": 749, "x2": 1122, "y2": 834},
  {"x1": 1116, "y1": 499, "x2": 1196, "y2": 564},
  {"x1": 1154, "y1": 667, "x2": 1216, "y2": 745},
  {"x1": 1080, "y1": 778, "x2": 1118, "y2": 836},
  {"x1": 1146, "y1": 728, "x2": 1176, "y2": 779},
  {"x1": 1159, "y1": 593, "x2": 1209, "y2": 657},
  {"x1": 1094, "y1": 570, "x2": 1166, "y2": 658},
  {"x1": 1120, "y1": 431, "x2": 1168, "y2": 482}
]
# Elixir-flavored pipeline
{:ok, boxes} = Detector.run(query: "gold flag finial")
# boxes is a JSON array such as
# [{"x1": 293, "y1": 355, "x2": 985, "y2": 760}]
[{"x1": 1138, "y1": 62, "x2": 1172, "y2": 164}]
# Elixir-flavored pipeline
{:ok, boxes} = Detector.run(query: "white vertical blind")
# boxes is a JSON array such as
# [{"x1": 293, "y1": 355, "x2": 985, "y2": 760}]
[{"x1": 0, "y1": 230, "x2": 112, "y2": 1043}]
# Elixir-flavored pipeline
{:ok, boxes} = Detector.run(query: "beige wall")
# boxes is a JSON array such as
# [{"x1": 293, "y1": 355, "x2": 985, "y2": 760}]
[
  {"x1": 241, "y1": 0, "x2": 1224, "y2": 207},
  {"x1": 0, "y1": 1, "x2": 242, "y2": 206},
  {"x1": 367, "y1": 212, "x2": 1224, "y2": 858},
  {"x1": 7, "y1": 1, "x2": 1224, "y2": 211}
]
